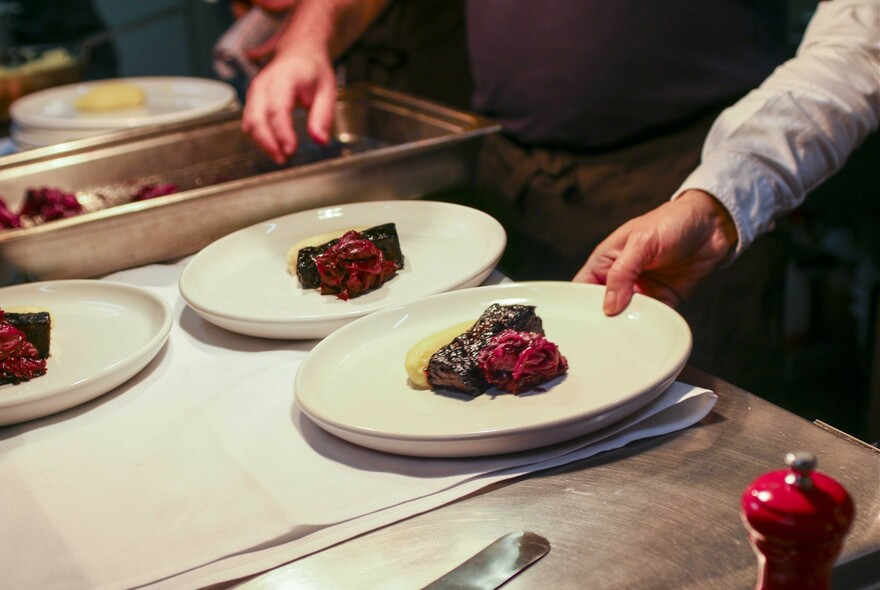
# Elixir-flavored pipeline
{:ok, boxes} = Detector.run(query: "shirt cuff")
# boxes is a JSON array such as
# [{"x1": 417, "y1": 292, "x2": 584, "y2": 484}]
[{"x1": 671, "y1": 150, "x2": 783, "y2": 261}]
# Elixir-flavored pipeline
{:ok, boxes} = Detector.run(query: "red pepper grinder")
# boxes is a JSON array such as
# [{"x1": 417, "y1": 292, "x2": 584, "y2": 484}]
[{"x1": 741, "y1": 451, "x2": 855, "y2": 590}]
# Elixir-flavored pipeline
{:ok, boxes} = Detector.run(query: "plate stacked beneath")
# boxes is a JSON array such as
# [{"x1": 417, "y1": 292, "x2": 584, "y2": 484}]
[{"x1": 8, "y1": 76, "x2": 238, "y2": 150}]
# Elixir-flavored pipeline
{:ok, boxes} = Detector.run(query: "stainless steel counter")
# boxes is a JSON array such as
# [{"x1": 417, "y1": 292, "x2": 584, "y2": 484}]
[{"x1": 219, "y1": 366, "x2": 880, "y2": 590}]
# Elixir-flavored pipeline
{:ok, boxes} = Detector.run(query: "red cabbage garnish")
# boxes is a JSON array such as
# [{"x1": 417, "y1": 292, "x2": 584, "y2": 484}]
[
  {"x1": 0, "y1": 311, "x2": 46, "y2": 384},
  {"x1": 0, "y1": 182, "x2": 180, "y2": 232},
  {"x1": 315, "y1": 230, "x2": 399, "y2": 301},
  {"x1": 130, "y1": 183, "x2": 178, "y2": 202},
  {"x1": 0, "y1": 197, "x2": 21, "y2": 229},
  {"x1": 477, "y1": 329, "x2": 568, "y2": 394},
  {"x1": 19, "y1": 187, "x2": 84, "y2": 222}
]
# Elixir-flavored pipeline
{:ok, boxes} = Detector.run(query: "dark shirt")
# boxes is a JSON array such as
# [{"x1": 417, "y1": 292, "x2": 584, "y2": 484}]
[{"x1": 467, "y1": 1, "x2": 788, "y2": 150}]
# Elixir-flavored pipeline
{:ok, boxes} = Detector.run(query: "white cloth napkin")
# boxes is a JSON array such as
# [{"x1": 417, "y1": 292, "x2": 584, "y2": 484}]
[
  {"x1": 213, "y1": 7, "x2": 282, "y2": 81},
  {"x1": 0, "y1": 259, "x2": 716, "y2": 590}
]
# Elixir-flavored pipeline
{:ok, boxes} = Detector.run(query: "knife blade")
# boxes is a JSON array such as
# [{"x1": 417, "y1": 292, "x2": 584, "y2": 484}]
[{"x1": 422, "y1": 531, "x2": 550, "y2": 590}]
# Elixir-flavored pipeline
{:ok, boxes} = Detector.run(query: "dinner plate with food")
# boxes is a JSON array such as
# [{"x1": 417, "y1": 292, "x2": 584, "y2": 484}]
[
  {"x1": 178, "y1": 200, "x2": 507, "y2": 339},
  {"x1": 9, "y1": 76, "x2": 237, "y2": 130},
  {"x1": 295, "y1": 282, "x2": 692, "y2": 457},
  {"x1": 0, "y1": 280, "x2": 172, "y2": 426}
]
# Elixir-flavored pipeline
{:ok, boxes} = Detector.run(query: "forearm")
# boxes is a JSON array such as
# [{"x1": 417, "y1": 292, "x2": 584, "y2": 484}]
[
  {"x1": 675, "y1": 0, "x2": 880, "y2": 257},
  {"x1": 274, "y1": 0, "x2": 390, "y2": 60}
]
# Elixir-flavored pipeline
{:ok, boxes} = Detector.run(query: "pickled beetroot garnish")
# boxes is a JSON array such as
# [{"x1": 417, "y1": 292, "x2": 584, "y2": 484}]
[
  {"x1": 315, "y1": 230, "x2": 399, "y2": 300},
  {"x1": 0, "y1": 312, "x2": 46, "y2": 384},
  {"x1": 477, "y1": 329, "x2": 568, "y2": 394},
  {"x1": 0, "y1": 198, "x2": 21, "y2": 229},
  {"x1": 19, "y1": 187, "x2": 83, "y2": 222},
  {"x1": 130, "y1": 183, "x2": 178, "y2": 202}
]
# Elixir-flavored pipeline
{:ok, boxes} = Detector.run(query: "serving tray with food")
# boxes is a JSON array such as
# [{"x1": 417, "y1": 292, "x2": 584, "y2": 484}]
[{"x1": 0, "y1": 84, "x2": 500, "y2": 284}]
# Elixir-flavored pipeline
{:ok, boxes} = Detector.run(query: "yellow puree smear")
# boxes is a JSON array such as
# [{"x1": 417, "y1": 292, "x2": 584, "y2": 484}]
[{"x1": 404, "y1": 320, "x2": 475, "y2": 389}]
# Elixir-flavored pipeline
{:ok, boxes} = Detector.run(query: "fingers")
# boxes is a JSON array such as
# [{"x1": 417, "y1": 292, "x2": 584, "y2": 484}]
[
  {"x1": 241, "y1": 52, "x2": 337, "y2": 164},
  {"x1": 242, "y1": 77, "x2": 296, "y2": 164},
  {"x1": 306, "y1": 74, "x2": 337, "y2": 145},
  {"x1": 601, "y1": 232, "x2": 656, "y2": 316}
]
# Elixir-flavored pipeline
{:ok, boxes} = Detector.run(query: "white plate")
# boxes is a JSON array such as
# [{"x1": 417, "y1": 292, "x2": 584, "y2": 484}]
[
  {"x1": 179, "y1": 200, "x2": 507, "y2": 339},
  {"x1": 10, "y1": 123, "x2": 115, "y2": 147},
  {"x1": 0, "y1": 280, "x2": 172, "y2": 426},
  {"x1": 295, "y1": 282, "x2": 692, "y2": 457},
  {"x1": 10, "y1": 76, "x2": 237, "y2": 130}
]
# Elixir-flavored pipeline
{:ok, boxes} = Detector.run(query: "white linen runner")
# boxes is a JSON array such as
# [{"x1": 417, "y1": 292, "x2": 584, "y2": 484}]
[{"x1": 0, "y1": 259, "x2": 716, "y2": 589}]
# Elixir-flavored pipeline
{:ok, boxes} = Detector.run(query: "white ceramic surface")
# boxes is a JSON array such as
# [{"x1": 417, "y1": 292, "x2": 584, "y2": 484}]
[
  {"x1": 0, "y1": 280, "x2": 172, "y2": 426},
  {"x1": 10, "y1": 76, "x2": 237, "y2": 130},
  {"x1": 10, "y1": 123, "x2": 117, "y2": 149},
  {"x1": 295, "y1": 282, "x2": 692, "y2": 457},
  {"x1": 179, "y1": 200, "x2": 507, "y2": 339}
]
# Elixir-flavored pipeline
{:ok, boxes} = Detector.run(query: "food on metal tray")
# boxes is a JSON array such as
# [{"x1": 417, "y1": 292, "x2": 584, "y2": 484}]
[
  {"x1": 74, "y1": 82, "x2": 145, "y2": 112},
  {"x1": 0, "y1": 183, "x2": 179, "y2": 230},
  {"x1": 130, "y1": 183, "x2": 177, "y2": 202},
  {"x1": 0, "y1": 308, "x2": 50, "y2": 385},
  {"x1": 0, "y1": 197, "x2": 20, "y2": 229},
  {"x1": 418, "y1": 303, "x2": 567, "y2": 395},
  {"x1": 18, "y1": 187, "x2": 84, "y2": 224},
  {"x1": 293, "y1": 223, "x2": 404, "y2": 301}
]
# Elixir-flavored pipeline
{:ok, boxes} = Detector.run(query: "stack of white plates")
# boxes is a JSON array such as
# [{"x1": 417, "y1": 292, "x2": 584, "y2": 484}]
[{"x1": 9, "y1": 76, "x2": 238, "y2": 150}]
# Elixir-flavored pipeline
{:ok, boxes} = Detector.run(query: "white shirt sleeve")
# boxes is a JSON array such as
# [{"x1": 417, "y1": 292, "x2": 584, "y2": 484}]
[{"x1": 673, "y1": 0, "x2": 880, "y2": 258}]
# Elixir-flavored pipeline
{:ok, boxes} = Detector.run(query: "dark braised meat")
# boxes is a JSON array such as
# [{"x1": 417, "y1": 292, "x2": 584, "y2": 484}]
[
  {"x1": 0, "y1": 310, "x2": 47, "y2": 385},
  {"x1": 426, "y1": 304, "x2": 543, "y2": 395},
  {"x1": 296, "y1": 223, "x2": 404, "y2": 290},
  {"x1": 4, "y1": 311, "x2": 51, "y2": 359}
]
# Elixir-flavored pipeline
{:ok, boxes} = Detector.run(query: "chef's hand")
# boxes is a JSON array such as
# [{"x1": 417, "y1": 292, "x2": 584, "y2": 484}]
[
  {"x1": 574, "y1": 189, "x2": 739, "y2": 316},
  {"x1": 241, "y1": 39, "x2": 336, "y2": 165}
]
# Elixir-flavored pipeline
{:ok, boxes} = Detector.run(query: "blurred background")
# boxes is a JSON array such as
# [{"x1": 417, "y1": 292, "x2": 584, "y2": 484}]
[{"x1": 0, "y1": 0, "x2": 233, "y2": 81}]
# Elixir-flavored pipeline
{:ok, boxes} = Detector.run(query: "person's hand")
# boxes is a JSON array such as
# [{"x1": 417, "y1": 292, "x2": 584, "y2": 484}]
[
  {"x1": 241, "y1": 39, "x2": 336, "y2": 164},
  {"x1": 573, "y1": 189, "x2": 739, "y2": 316}
]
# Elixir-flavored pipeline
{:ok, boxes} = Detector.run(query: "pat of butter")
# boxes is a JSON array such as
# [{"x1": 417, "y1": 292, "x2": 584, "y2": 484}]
[
  {"x1": 286, "y1": 226, "x2": 367, "y2": 275},
  {"x1": 75, "y1": 82, "x2": 145, "y2": 112}
]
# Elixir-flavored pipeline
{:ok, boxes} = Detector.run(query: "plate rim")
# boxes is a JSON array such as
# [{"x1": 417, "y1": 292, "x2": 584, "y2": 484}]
[
  {"x1": 294, "y1": 281, "x2": 692, "y2": 454},
  {"x1": 0, "y1": 279, "x2": 173, "y2": 414},
  {"x1": 178, "y1": 200, "x2": 507, "y2": 329}
]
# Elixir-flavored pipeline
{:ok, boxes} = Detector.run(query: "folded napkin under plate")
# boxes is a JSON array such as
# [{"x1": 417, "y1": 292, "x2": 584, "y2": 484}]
[{"x1": 0, "y1": 259, "x2": 716, "y2": 590}]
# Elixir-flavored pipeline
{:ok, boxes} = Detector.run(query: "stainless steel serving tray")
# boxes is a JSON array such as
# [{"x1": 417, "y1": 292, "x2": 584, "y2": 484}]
[{"x1": 0, "y1": 84, "x2": 500, "y2": 284}]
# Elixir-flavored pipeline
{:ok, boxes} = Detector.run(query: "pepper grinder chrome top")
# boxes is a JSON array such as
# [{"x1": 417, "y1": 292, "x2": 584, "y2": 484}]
[{"x1": 741, "y1": 451, "x2": 855, "y2": 590}]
